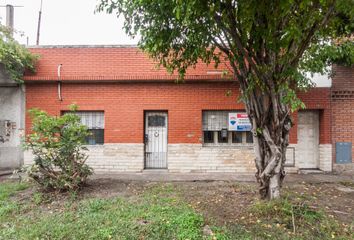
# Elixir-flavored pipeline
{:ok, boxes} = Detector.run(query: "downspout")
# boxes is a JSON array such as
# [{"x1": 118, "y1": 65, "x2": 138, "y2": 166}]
[{"x1": 57, "y1": 64, "x2": 62, "y2": 101}]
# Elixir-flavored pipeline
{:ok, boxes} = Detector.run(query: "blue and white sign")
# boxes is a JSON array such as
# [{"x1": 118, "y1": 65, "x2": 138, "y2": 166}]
[{"x1": 228, "y1": 113, "x2": 252, "y2": 131}]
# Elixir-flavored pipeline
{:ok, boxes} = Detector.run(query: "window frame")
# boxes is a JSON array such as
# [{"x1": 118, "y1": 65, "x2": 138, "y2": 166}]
[
  {"x1": 202, "y1": 110, "x2": 253, "y2": 147},
  {"x1": 62, "y1": 110, "x2": 105, "y2": 145}
]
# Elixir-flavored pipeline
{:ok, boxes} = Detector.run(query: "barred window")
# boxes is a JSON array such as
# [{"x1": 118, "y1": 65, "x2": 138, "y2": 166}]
[
  {"x1": 203, "y1": 131, "x2": 214, "y2": 143},
  {"x1": 202, "y1": 111, "x2": 253, "y2": 145},
  {"x1": 218, "y1": 130, "x2": 228, "y2": 143},
  {"x1": 76, "y1": 112, "x2": 104, "y2": 145},
  {"x1": 64, "y1": 111, "x2": 105, "y2": 145},
  {"x1": 232, "y1": 131, "x2": 243, "y2": 143}
]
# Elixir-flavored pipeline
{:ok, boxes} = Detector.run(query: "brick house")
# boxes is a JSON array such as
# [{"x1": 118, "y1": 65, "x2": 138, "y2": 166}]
[{"x1": 23, "y1": 45, "x2": 353, "y2": 173}]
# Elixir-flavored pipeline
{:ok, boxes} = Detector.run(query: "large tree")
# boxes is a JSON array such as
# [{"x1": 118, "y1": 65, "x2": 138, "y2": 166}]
[{"x1": 97, "y1": 0, "x2": 354, "y2": 199}]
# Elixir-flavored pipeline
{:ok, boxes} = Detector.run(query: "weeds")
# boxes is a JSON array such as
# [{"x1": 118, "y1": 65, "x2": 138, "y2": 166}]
[
  {"x1": 242, "y1": 195, "x2": 353, "y2": 239},
  {"x1": 0, "y1": 182, "x2": 209, "y2": 240},
  {"x1": 0, "y1": 181, "x2": 352, "y2": 240},
  {"x1": 0, "y1": 181, "x2": 29, "y2": 220}
]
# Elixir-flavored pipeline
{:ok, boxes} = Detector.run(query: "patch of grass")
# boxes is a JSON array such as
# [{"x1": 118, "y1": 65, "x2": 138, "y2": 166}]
[
  {"x1": 31, "y1": 192, "x2": 43, "y2": 205},
  {"x1": 237, "y1": 195, "x2": 353, "y2": 240},
  {"x1": 0, "y1": 181, "x2": 352, "y2": 240},
  {"x1": 0, "y1": 183, "x2": 226, "y2": 240},
  {"x1": 0, "y1": 181, "x2": 29, "y2": 201},
  {"x1": 31, "y1": 191, "x2": 54, "y2": 205},
  {"x1": 0, "y1": 181, "x2": 30, "y2": 220},
  {"x1": 339, "y1": 181, "x2": 354, "y2": 188}
]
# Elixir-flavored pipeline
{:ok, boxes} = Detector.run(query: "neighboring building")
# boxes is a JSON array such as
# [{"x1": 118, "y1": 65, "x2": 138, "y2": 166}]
[
  {"x1": 0, "y1": 64, "x2": 25, "y2": 170},
  {"x1": 21, "y1": 45, "x2": 352, "y2": 173},
  {"x1": 331, "y1": 65, "x2": 354, "y2": 171}
]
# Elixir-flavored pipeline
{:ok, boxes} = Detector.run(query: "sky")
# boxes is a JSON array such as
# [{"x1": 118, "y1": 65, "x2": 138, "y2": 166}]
[
  {"x1": 0, "y1": 0, "x2": 330, "y2": 86},
  {"x1": 0, "y1": 0, "x2": 138, "y2": 45}
]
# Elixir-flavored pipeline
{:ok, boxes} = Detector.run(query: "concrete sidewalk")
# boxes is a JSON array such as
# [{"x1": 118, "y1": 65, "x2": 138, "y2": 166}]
[
  {"x1": 90, "y1": 171, "x2": 354, "y2": 183},
  {"x1": 0, "y1": 168, "x2": 13, "y2": 177},
  {"x1": 2, "y1": 169, "x2": 353, "y2": 183}
]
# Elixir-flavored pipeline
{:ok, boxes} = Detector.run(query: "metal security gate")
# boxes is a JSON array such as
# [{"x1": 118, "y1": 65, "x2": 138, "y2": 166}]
[{"x1": 144, "y1": 112, "x2": 168, "y2": 169}]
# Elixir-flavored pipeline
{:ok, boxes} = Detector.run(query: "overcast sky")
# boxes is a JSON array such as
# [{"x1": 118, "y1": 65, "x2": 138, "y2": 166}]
[{"x1": 0, "y1": 0, "x2": 138, "y2": 45}]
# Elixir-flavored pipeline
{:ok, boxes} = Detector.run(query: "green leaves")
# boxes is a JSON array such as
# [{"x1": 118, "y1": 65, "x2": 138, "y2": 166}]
[
  {"x1": 24, "y1": 106, "x2": 93, "y2": 191},
  {"x1": 0, "y1": 25, "x2": 38, "y2": 83},
  {"x1": 97, "y1": 0, "x2": 353, "y2": 86}
]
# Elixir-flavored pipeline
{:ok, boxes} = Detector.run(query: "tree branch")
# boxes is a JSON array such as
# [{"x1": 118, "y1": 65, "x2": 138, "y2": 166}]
[{"x1": 290, "y1": 2, "x2": 336, "y2": 68}]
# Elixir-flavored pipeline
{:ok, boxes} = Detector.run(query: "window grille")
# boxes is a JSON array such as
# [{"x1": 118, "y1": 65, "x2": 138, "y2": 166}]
[
  {"x1": 217, "y1": 131, "x2": 228, "y2": 143},
  {"x1": 75, "y1": 112, "x2": 104, "y2": 129},
  {"x1": 203, "y1": 131, "x2": 214, "y2": 143},
  {"x1": 148, "y1": 115, "x2": 166, "y2": 127},
  {"x1": 232, "y1": 132, "x2": 243, "y2": 143},
  {"x1": 202, "y1": 110, "x2": 253, "y2": 146},
  {"x1": 64, "y1": 111, "x2": 104, "y2": 145},
  {"x1": 246, "y1": 131, "x2": 254, "y2": 143},
  {"x1": 202, "y1": 111, "x2": 228, "y2": 131}
]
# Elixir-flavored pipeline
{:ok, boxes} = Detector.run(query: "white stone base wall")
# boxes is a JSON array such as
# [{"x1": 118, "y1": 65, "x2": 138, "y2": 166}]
[
  {"x1": 85, "y1": 144, "x2": 144, "y2": 172},
  {"x1": 319, "y1": 144, "x2": 332, "y2": 172},
  {"x1": 333, "y1": 163, "x2": 354, "y2": 174},
  {"x1": 23, "y1": 143, "x2": 332, "y2": 173},
  {"x1": 167, "y1": 144, "x2": 256, "y2": 173},
  {"x1": 168, "y1": 144, "x2": 300, "y2": 173},
  {"x1": 24, "y1": 144, "x2": 145, "y2": 172}
]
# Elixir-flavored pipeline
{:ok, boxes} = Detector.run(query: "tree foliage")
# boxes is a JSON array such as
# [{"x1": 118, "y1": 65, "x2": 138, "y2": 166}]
[
  {"x1": 0, "y1": 25, "x2": 37, "y2": 83},
  {"x1": 97, "y1": 0, "x2": 354, "y2": 199},
  {"x1": 24, "y1": 105, "x2": 93, "y2": 191},
  {"x1": 98, "y1": 0, "x2": 353, "y2": 82}
]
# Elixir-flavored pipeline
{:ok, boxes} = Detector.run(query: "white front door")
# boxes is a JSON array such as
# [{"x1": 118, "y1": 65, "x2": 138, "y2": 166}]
[
  {"x1": 297, "y1": 111, "x2": 319, "y2": 169},
  {"x1": 144, "y1": 112, "x2": 168, "y2": 169}
]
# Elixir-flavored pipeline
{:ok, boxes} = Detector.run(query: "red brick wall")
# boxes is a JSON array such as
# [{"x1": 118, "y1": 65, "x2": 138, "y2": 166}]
[
  {"x1": 332, "y1": 65, "x2": 354, "y2": 89},
  {"x1": 25, "y1": 82, "x2": 331, "y2": 145},
  {"x1": 331, "y1": 65, "x2": 354, "y2": 163},
  {"x1": 25, "y1": 47, "x2": 232, "y2": 81}
]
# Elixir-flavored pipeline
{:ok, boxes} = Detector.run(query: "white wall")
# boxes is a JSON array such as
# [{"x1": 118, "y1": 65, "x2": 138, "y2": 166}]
[
  {"x1": 0, "y1": 65, "x2": 25, "y2": 169},
  {"x1": 311, "y1": 73, "x2": 331, "y2": 87}
]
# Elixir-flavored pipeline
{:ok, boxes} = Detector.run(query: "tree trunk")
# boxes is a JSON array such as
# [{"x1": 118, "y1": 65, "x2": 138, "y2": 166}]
[{"x1": 245, "y1": 89, "x2": 292, "y2": 200}]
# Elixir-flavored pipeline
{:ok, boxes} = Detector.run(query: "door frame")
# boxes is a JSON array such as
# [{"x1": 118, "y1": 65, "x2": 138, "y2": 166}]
[
  {"x1": 297, "y1": 110, "x2": 320, "y2": 169},
  {"x1": 143, "y1": 110, "x2": 168, "y2": 169}
]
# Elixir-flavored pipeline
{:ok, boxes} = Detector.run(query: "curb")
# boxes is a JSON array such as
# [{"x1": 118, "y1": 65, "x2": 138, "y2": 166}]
[{"x1": 0, "y1": 171, "x2": 13, "y2": 177}]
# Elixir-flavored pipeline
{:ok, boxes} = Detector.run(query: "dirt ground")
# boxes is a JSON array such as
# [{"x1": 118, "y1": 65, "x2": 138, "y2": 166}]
[
  {"x1": 2, "y1": 175, "x2": 354, "y2": 225},
  {"x1": 179, "y1": 180, "x2": 354, "y2": 225},
  {"x1": 87, "y1": 179, "x2": 354, "y2": 224}
]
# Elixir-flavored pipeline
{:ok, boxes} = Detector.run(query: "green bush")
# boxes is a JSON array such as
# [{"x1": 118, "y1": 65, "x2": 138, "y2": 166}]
[{"x1": 24, "y1": 105, "x2": 93, "y2": 191}]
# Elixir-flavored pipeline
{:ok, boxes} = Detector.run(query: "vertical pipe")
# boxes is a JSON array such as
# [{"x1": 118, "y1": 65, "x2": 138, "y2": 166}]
[
  {"x1": 57, "y1": 64, "x2": 62, "y2": 101},
  {"x1": 6, "y1": 5, "x2": 14, "y2": 35},
  {"x1": 36, "y1": 0, "x2": 43, "y2": 45}
]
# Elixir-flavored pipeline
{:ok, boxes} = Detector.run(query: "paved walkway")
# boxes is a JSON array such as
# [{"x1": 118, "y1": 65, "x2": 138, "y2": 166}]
[
  {"x1": 2, "y1": 169, "x2": 353, "y2": 183},
  {"x1": 91, "y1": 171, "x2": 354, "y2": 183},
  {"x1": 0, "y1": 168, "x2": 13, "y2": 177}
]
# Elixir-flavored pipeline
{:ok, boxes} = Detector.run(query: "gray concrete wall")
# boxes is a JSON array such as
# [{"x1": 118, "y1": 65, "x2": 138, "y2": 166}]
[{"x1": 0, "y1": 64, "x2": 25, "y2": 169}]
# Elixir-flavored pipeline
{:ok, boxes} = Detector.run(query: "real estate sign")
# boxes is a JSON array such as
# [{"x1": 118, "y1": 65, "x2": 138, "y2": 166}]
[{"x1": 228, "y1": 113, "x2": 252, "y2": 131}]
